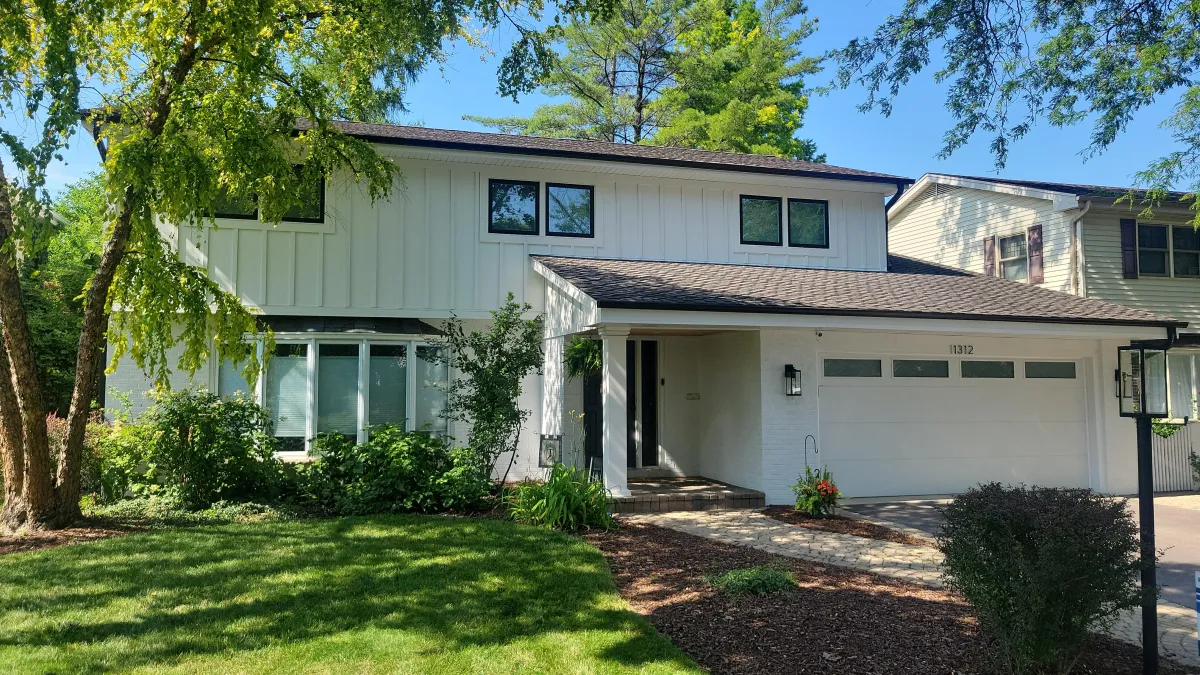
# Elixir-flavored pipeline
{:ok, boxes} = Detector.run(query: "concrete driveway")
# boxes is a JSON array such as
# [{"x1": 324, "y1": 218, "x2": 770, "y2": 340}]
[{"x1": 844, "y1": 494, "x2": 1200, "y2": 609}]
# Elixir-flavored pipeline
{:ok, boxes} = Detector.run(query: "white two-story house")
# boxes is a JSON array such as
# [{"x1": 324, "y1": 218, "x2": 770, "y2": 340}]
[
  {"x1": 889, "y1": 173, "x2": 1200, "y2": 491},
  {"x1": 107, "y1": 126, "x2": 1183, "y2": 503}
]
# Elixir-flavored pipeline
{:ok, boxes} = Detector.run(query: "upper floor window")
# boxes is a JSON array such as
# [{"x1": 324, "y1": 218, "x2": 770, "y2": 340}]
[
  {"x1": 740, "y1": 195, "x2": 782, "y2": 245},
  {"x1": 788, "y1": 199, "x2": 829, "y2": 248},
  {"x1": 489, "y1": 179, "x2": 539, "y2": 235},
  {"x1": 546, "y1": 183, "x2": 594, "y2": 237},
  {"x1": 998, "y1": 233, "x2": 1028, "y2": 281},
  {"x1": 210, "y1": 166, "x2": 325, "y2": 223},
  {"x1": 1138, "y1": 224, "x2": 1170, "y2": 276},
  {"x1": 1173, "y1": 226, "x2": 1200, "y2": 277}
]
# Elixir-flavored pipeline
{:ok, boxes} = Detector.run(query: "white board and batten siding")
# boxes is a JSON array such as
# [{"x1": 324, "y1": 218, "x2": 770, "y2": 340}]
[
  {"x1": 1080, "y1": 210, "x2": 1200, "y2": 332},
  {"x1": 178, "y1": 147, "x2": 894, "y2": 320},
  {"x1": 888, "y1": 184, "x2": 1074, "y2": 292}
]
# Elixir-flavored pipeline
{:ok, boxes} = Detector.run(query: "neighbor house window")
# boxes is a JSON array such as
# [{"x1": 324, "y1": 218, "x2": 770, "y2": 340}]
[
  {"x1": 489, "y1": 179, "x2": 539, "y2": 234},
  {"x1": 265, "y1": 343, "x2": 309, "y2": 453},
  {"x1": 317, "y1": 344, "x2": 360, "y2": 439},
  {"x1": 414, "y1": 346, "x2": 448, "y2": 434},
  {"x1": 961, "y1": 360, "x2": 1015, "y2": 379},
  {"x1": 1173, "y1": 226, "x2": 1200, "y2": 277},
  {"x1": 1024, "y1": 361, "x2": 1076, "y2": 379},
  {"x1": 1167, "y1": 353, "x2": 1199, "y2": 419},
  {"x1": 893, "y1": 359, "x2": 949, "y2": 378},
  {"x1": 740, "y1": 195, "x2": 782, "y2": 245},
  {"x1": 824, "y1": 358, "x2": 882, "y2": 377},
  {"x1": 998, "y1": 233, "x2": 1028, "y2": 281},
  {"x1": 1138, "y1": 224, "x2": 1170, "y2": 276},
  {"x1": 546, "y1": 183, "x2": 594, "y2": 237},
  {"x1": 788, "y1": 199, "x2": 828, "y2": 248}
]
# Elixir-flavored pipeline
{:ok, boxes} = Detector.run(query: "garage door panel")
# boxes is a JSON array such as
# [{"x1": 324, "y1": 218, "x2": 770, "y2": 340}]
[
  {"x1": 827, "y1": 454, "x2": 1090, "y2": 498},
  {"x1": 819, "y1": 385, "x2": 1085, "y2": 424},
  {"x1": 818, "y1": 370, "x2": 1090, "y2": 497}
]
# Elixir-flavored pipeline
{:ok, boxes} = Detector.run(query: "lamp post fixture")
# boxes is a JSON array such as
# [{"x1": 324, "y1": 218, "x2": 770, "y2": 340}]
[
  {"x1": 1117, "y1": 343, "x2": 1170, "y2": 675},
  {"x1": 783, "y1": 364, "x2": 801, "y2": 397}
]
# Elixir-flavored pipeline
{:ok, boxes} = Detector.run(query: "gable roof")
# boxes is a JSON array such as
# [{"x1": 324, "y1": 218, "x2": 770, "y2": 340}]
[
  {"x1": 937, "y1": 174, "x2": 1193, "y2": 202},
  {"x1": 532, "y1": 254, "x2": 1184, "y2": 329},
  {"x1": 305, "y1": 120, "x2": 912, "y2": 186}
]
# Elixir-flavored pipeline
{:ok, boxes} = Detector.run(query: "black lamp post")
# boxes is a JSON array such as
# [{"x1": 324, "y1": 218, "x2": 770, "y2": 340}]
[{"x1": 1117, "y1": 343, "x2": 1170, "y2": 675}]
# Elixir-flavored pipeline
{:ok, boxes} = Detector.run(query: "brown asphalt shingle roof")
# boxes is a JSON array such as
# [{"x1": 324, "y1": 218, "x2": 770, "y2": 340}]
[
  {"x1": 532, "y1": 254, "x2": 1184, "y2": 328},
  {"x1": 310, "y1": 120, "x2": 911, "y2": 186}
]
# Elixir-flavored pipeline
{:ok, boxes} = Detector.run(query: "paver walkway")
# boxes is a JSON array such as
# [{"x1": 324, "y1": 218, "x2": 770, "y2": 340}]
[{"x1": 628, "y1": 509, "x2": 1200, "y2": 669}]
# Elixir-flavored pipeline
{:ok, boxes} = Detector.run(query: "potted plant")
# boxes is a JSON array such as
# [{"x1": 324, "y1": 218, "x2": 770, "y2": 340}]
[{"x1": 790, "y1": 467, "x2": 840, "y2": 518}]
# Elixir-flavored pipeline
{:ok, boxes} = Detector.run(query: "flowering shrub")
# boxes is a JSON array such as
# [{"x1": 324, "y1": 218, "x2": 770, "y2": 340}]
[{"x1": 789, "y1": 466, "x2": 840, "y2": 517}]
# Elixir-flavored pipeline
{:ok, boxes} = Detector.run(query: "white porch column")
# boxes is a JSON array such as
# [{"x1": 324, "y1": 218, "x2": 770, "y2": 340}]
[
  {"x1": 541, "y1": 336, "x2": 564, "y2": 437},
  {"x1": 600, "y1": 325, "x2": 631, "y2": 497}
]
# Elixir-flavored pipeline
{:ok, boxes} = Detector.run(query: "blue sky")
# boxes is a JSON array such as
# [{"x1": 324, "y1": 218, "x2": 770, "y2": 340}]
[{"x1": 46, "y1": 0, "x2": 1179, "y2": 195}]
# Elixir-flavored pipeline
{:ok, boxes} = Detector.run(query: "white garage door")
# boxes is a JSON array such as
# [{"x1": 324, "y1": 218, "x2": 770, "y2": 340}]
[{"x1": 818, "y1": 357, "x2": 1090, "y2": 497}]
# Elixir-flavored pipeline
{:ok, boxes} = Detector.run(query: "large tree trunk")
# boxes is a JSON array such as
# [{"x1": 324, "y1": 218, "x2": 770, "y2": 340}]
[
  {"x1": 0, "y1": 330, "x2": 29, "y2": 533},
  {"x1": 0, "y1": 163, "x2": 58, "y2": 532},
  {"x1": 54, "y1": 26, "x2": 214, "y2": 525}
]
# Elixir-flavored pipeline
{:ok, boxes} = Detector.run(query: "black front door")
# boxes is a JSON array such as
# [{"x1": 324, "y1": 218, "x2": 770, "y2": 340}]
[
  {"x1": 640, "y1": 340, "x2": 659, "y2": 467},
  {"x1": 582, "y1": 372, "x2": 603, "y2": 479}
]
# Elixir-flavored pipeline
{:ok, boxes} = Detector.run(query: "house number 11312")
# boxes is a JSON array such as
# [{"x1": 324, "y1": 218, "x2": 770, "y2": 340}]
[{"x1": 949, "y1": 345, "x2": 974, "y2": 354}]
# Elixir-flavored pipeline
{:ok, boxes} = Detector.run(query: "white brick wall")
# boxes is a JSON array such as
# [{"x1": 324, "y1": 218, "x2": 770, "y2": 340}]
[{"x1": 758, "y1": 329, "x2": 821, "y2": 505}]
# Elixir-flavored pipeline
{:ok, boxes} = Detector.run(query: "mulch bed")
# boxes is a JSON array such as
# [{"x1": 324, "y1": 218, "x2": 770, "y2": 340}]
[
  {"x1": 586, "y1": 521, "x2": 1200, "y2": 675},
  {"x1": 761, "y1": 505, "x2": 927, "y2": 546},
  {"x1": 0, "y1": 525, "x2": 131, "y2": 556}
]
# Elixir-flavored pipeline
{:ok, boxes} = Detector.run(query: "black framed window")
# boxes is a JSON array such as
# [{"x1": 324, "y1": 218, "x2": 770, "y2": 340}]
[
  {"x1": 489, "y1": 179, "x2": 539, "y2": 235},
  {"x1": 546, "y1": 183, "x2": 594, "y2": 237},
  {"x1": 787, "y1": 198, "x2": 829, "y2": 248},
  {"x1": 212, "y1": 187, "x2": 257, "y2": 220},
  {"x1": 739, "y1": 195, "x2": 782, "y2": 245},
  {"x1": 1173, "y1": 226, "x2": 1200, "y2": 277},
  {"x1": 283, "y1": 167, "x2": 326, "y2": 223},
  {"x1": 1138, "y1": 224, "x2": 1169, "y2": 276}
]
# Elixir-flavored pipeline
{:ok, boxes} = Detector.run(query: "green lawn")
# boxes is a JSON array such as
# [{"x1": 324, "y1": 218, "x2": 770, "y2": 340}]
[{"x1": 0, "y1": 515, "x2": 699, "y2": 674}]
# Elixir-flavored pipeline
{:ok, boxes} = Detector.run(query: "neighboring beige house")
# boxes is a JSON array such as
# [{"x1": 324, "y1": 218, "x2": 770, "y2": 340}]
[{"x1": 889, "y1": 174, "x2": 1200, "y2": 491}]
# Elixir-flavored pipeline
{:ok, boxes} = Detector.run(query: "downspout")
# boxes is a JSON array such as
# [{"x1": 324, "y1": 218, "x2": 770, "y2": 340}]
[
  {"x1": 884, "y1": 181, "x2": 908, "y2": 270},
  {"x1": 1068, "y1": 198, "x2": 1091, "y2": 296}
]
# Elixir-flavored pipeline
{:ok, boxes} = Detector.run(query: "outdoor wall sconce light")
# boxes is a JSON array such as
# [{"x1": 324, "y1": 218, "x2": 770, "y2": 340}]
[
  {"x1": 1117, "y1": 345, "x2": 1168, "y2": 418},
  {"x1": 783, "y1": 364, "x2": 801, "y2": 396}
]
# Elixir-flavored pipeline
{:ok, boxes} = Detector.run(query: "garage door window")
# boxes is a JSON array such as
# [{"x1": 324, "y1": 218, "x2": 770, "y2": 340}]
[
  {"x1": 962, "y1": 360, "x2": 1015, "y2": 379},
  {"x1": 824, "y1": 359, "x2": 882, "y2": 377},
  {"x1": 1025, "y1": 361, "x2": 1076, "y2": 379},
  {"x1": 893, "y1": 359, "x2": 949, "y2": 378}
]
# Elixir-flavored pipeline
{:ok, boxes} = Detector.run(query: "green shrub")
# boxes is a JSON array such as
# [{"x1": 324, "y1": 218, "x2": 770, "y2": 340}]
[
  {"x1": 789, "y1": 466, "x2": 840, "y2": 517},
  {"x1": 938, "y1": 483, "x2": 1144, "y2": 674},
  {"x1": 1191, "y1": 451, "x2": 1199, "y2": 485},
  {"x1": 91, "y1": 389, "x2": 285, "y2": 508},
  {"x1": 707, "y1": 565, "x2": 796, "y2": 596},
  {"x1": 505, "y1": 462, "x2": 615, "y2": 531},
  {"x1": 301, "y1": 426, "x2": 491, "y2": 515}
]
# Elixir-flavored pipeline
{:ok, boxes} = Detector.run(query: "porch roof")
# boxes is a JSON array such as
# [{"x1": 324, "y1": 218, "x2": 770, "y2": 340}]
[{"x1": 531, "y1": 254, "x2": 1186, "y2": 329}]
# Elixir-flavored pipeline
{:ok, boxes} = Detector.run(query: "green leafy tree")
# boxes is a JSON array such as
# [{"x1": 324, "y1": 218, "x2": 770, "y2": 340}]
[
  {"x1": 830, "y1": 0, "x2": 1200, "y2": 224},
  {"x1": 468, "y1": 0, "x2": 824, "y2": 161},
  {"x1": 0, "y1": 0, "x2": 609, "y2": 533},
  {"x1": 433, "y1": 294, "x2": 544, "y2": 485},
  {"x1": 468, "y1": 0, "x2": 685, "y2": 142},
  {"x1": 18, "y1": 174, "x2": 107, "y2": 416},
  {"x1": 653, "y1": 0, "x2": 824, "y2": 160}
]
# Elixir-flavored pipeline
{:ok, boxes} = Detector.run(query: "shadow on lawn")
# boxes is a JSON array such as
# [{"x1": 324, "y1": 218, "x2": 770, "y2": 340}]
[{"x1": 0, "y1": 515, "x2": 693, "y2": 673}]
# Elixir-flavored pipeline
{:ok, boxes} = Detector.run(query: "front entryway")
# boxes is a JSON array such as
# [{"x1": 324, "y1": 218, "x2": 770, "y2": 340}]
[{"x1": 583, "y1": 338, "x2": 660, "y2": 475}]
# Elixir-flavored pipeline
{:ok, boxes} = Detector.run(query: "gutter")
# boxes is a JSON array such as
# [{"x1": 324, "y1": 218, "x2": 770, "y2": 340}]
[{"x1": 1068, "y1": 199, "x2": 1092, "y2": 296}]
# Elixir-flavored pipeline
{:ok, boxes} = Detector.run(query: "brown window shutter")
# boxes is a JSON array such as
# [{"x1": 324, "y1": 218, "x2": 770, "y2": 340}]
[
  {"x1": 1027, "y1": 224, "x2": 1044, "y2": 283},
  {"x1": 983, "y1": 236, "x2": 997, "y2": 276},
  {"x1": 1119, "y1": 219, "x2": 1139, "y2": 279}
]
